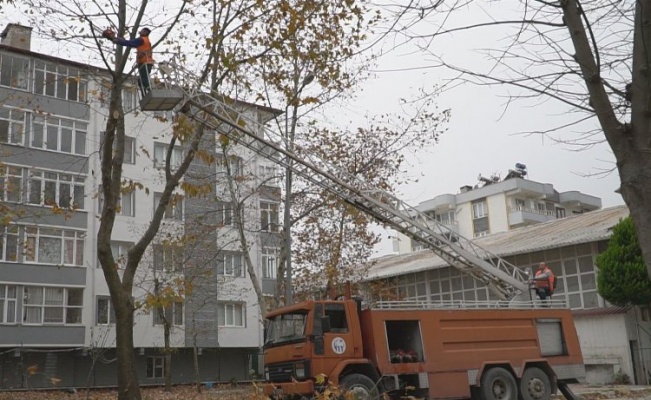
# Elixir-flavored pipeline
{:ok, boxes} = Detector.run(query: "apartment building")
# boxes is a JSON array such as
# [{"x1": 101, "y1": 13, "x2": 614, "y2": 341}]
[
  {"x1": 392, "y1": 165, "x2": 602, "y2": 254},
  {"x1": 0, "y1": 23, "x2": 280, "y2": 388}
]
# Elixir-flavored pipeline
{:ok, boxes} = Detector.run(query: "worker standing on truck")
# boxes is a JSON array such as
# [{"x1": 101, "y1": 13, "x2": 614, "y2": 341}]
[
  {"x1": 110, "y1": 27, "x2": 154, "y2": 95},
  {"x1": 531, "y1": 262, "x2": 555, "y2": 302}
]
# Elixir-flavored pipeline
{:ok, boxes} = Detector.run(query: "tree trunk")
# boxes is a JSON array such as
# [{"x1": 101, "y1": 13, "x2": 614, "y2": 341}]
[
  {"x1": 114, "y1": 297, "x2": 140, "y2": 400},
  {"x1": 193, "y1": 333, "x2": 202, "y2": 394},
  {"x1": 562, "y1": 0, "x2": 651, "y2": 279},
  {"x1": 164, "y1": 321, "x2": 172, "y2": 392}
]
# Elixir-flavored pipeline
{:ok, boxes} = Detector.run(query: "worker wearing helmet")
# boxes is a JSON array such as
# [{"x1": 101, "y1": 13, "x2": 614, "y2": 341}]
[
  {"x1": 530, "y1": 262, "x2": 555, "y2": 302},
  {"x1": 112, "y1": 27, "x2": 154, "y2": 95}
]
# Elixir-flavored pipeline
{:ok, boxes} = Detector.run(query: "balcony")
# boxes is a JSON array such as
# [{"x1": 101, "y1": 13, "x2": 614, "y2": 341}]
[
  {"x1": 558, "y1": 191, "x2": 602, "y2": 211},
  {"x1": 508, "y1": 206, "x2": 556, "y2": 227}
]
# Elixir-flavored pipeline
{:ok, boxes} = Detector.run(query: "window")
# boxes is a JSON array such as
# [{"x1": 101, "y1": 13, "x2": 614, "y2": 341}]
[
  {"x1": 0, "y1": 53, "x2": 30, "y2": 90},
  {"x1": 0, "y1": 106, "x2": 26, "y2": 145},
  {"x1": 31, "y1": 115, "x2": 87, "y2": 155},
  {"x1": 113, "y1": 136, "x2": 136, "y2": 164},
  {"x1": 0, "y1": 165, "x2": 23, "y2": 203},
  {"x1": 23, "y1": 286, "x2": 83, "y2": 324},
  {"x1": 216, "y1": 252, "x2": 244, "y2": 277},
  {"x1": 0, "y1": 225, "x2": 18, "y2": 262},
  {"x1": 259, "y1": 165, "x2": 279, "y2": 186},
  {"x1": 435, "y1": 211, "x2": 455, "y2": 226},
  {"x1": 0, "y1": 284, "x2": 17, "y2": 324},
  {"x1": 262, "y1": 247, "x2": 278, "y2": 279},
  {"x1": 472, "y1": 199, "x2": 489, "y2": 237},
  {"x1": 216, "y1": 154, "x2": 242, "y2": 177},
  {"x1": 472, "y1": 200, "x2": 487, "y2": 218},
  {"x1": 514, "y1": 198, "x2": 526, "y2": 209},
  {"x1": 119, "y1": 190, "x2": 135, "y2": 216},
  {"x1": 98, "y1": 188, "x2": 135, "y2": 216},
  {"x1": 96, "y1": 296, "x2": 115, "y2": 325},
  {"x1": 100, "y1": 241, "x2": 132, "y2": 269},
  {"x1": 146, "y1": 356, "x2": 165, "y2": 378},
  {"x1": 24, "y1": 226, "x2": 85, "y2": 266},
  {"x1": 122, "y1": 87, "x2": 137, "y2": 110},
  {"x1": 325, "y1": 303, "x2": 348, "y2": 333},
  {"x1": 260, "y1": 202, "x2": 279, "y2": 232},
  {"x1": 153, "y1": 243, "x2": 184, "y2": 272},
  {"x1": 556, "y1": 207, "x2": 566, "y2": 218},
  {"x1": 153, "y1": 301, "x2": 183, "y2": 326},
  {"x1": 33, "y1": 60, "x2": 87, "y2": 102},
  {"x1": 216, "y1": 201, "x2": 234, "y2": 227},
  {"x1": 154, "y1": 192, "x2": 183, "y2": 221},
  {"x1": 154, "y1": 142, "x2": 183, "y2": 169},
  {"x1": 217, "y1": 302, "x2": 245, "y2": 327},
  {"x1": 28, "y1": 170, "x2": 85, "y2": 209}
]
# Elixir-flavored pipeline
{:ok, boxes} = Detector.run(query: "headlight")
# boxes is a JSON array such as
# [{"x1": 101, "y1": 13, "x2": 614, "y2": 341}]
[{"x1": 295, "y1": 364, "x2": 305, "y2": 379}]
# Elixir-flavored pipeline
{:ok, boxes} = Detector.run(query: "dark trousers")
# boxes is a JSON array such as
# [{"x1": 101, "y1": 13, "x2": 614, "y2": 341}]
[
  {"x1": 536, "y1": 287, "x2": 553, "y2": 301},
  {"x1": 137, "y1": 63, "x2": 153, "y2": 95}
]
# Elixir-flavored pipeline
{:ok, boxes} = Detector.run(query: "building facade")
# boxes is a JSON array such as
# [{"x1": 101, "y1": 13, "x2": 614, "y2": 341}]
[
  {"x1": 391, "y1": 167, "x2": 601, "y2": 254},
  {"x1": 0, "y1": 23, "x2": 280, "y2": 389},
  {"x1": 371, "y1": 205, "x2": 651, "y2": 385}
]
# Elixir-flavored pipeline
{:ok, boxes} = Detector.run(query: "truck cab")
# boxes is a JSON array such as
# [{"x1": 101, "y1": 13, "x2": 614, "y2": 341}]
[{"x1": 263, "y1": 298, "x2": 375, "y2": 397}]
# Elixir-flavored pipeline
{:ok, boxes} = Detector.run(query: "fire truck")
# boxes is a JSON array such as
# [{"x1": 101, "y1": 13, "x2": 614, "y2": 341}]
[
  {"x1": 157, "y1": 65, "x2": 585, "y2": 399},
  {"x1": 262, "y1": 296, "x2": 583, "y2": 400}
]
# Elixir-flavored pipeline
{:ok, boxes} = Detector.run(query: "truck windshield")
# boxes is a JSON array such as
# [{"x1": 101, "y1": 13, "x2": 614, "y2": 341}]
[{"x1": 265, "y1": 313, "x2": 307, "y2": 347}]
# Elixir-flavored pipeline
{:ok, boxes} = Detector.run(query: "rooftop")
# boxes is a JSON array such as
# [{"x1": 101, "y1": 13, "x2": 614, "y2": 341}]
[{"x1": 369, "y1": 205, "x2": 628, "y2": 279}]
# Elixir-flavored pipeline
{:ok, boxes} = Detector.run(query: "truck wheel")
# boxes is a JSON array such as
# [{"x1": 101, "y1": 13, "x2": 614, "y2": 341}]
[
  {"x1": 519, "y1": 367, "x2": 551, "y2": 400},
  {"x1": 480, "y1": 367, "x2": 517, "y2": 400},
  {"x1": 339, "y1": 373, "x2": 379, "y2": 400}
]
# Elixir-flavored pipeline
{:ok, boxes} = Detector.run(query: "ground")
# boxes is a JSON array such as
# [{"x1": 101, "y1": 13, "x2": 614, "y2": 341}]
[{"x1": 1, "y1": 383, "x2": 651, "y2": 400}]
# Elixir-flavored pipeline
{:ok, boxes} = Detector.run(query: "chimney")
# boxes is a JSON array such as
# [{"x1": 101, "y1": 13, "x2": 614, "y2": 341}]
[{"x1": 1, "y1": 24, "x2": 32, "y2": 51}]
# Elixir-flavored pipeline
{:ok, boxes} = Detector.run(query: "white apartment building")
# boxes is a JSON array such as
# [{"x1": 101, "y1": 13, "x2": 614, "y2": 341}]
[
  {"x1": 0, "y1": 23, "x2": 281, "y2": 388},
  {"x1": 392, "y1": 166, "x2": 602, "y2": 255}
]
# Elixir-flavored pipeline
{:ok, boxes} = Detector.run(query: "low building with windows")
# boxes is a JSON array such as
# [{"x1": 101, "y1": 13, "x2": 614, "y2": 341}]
[
  {"x1": 0, "y1": 23, "x2": 282, "y2": 388},
  {"x1": 391, "y1": 166, "x2": 601, "y2": 254},
  {"x1": 371, "y1": 205, "x2": 651, "y2": 385}
]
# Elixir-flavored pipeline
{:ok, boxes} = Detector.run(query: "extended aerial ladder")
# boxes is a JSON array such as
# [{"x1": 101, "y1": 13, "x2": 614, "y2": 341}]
[{"x1": 146, "y1": 60, "x2": 531, "y2": 302}]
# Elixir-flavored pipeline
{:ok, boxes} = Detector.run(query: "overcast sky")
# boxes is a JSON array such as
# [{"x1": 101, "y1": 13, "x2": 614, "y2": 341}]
[{"x1": 2, "y1": 3, "x2": 624, "y2": 258}]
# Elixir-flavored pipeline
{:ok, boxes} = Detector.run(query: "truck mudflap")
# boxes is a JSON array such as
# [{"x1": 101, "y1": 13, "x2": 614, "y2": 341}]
[{"x1": 262, "y1": 380, "x2": 315, "y2": 398}]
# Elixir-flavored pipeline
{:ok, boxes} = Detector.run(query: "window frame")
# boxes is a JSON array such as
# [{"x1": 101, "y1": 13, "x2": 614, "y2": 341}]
[
  {"x1": 0, "y1": 165, "x2": 23, "y2": 203},
  {"x1": 0, "y1": 284, "x2": 17, "y2": 324},
  {"x1": 96, "y1": 295, "x2": 115, "y2": 325},
  {"x1": 154, "y1": 142, "x2": 183, "y2": 169},
  {"x1": 217, "y1": 302, "x2": 245, "y2": 327},
  {"x1": 33, "y1": 60, "x2": 87, "y2": 102},
  {"x1": 24, "y1": 226, "x2": 85, "y2": 266},
  {"x1": 152, "y1": 243, "x2": 184, "y2": 273},
  {"x1": 0, "y1": 225, "x2": 19, "y2": 262},
  {"x1": 260, "y1": 201, "x2": 279, "y2": 232},
  {"x1": 0, "y1": 53, "x2": 30, "y2": 91},
  {"x1": 30, "y1": 115, "x2": 87, "y2": 155},
  {"x1": 216, "y1": 251, "x2": 245, "y2": 277},
  {"x1": 22, "y1": 286, "x2": 83, "y2": 325},
  {"x1": 153, "y1": 301, "x2": 184, "y2": 326},
  {"x1": 146, "y1": 356, "x2": 165, "y2": 379},
  {"x1": 262, "y1": 247, "x2": 279, "y2": 279},
  {"x1": 0, "y1": 106, "x2": 26, "y2": 145},
  {"x1": 28, "y1": 170, "x2": 85, "y2": 210}
]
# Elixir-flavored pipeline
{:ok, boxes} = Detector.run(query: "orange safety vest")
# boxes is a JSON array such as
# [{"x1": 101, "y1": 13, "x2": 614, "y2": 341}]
[
  {"x1": 535, "y1": 267, "x2": 555, "y2": 292},
  {"x1": 136, "y1": 36, "x2": 154, "y2": 65}
]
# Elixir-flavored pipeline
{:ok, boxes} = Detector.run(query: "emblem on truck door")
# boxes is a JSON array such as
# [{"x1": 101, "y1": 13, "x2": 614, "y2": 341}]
[{"x1": 331, "y1": 337, "x2": 346, "y2": 354}]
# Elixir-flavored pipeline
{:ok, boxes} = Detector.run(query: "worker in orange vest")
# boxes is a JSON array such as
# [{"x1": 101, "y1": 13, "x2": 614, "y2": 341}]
[
  {"x1": 112, "y1": 27, "x2": 154, "y2": 95},
  {"x1": 530, "y1": 262, "x2": 556, "y2": 302}
]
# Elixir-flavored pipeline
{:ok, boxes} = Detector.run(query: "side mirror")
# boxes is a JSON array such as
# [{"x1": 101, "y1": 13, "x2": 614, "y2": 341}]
[{"x1": 321, "y1": 316, "x2": 331, "y2": 333}]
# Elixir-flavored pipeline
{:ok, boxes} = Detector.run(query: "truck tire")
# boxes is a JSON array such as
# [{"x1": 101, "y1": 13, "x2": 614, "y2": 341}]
[
  {"x1": 339, "y1": 373, "x2": 379, "y2": 400},
  {"x1": 480, "y1": 367, "x2": 518, "y2": 400},
  {"x1": 519, "y1": 367, "x2": 551, "y2": 400}
]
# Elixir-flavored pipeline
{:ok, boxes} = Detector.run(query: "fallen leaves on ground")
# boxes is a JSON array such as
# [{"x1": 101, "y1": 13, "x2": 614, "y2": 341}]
[{"x1": 0, "y1": 384, "x2": 262, "y2": 400}]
